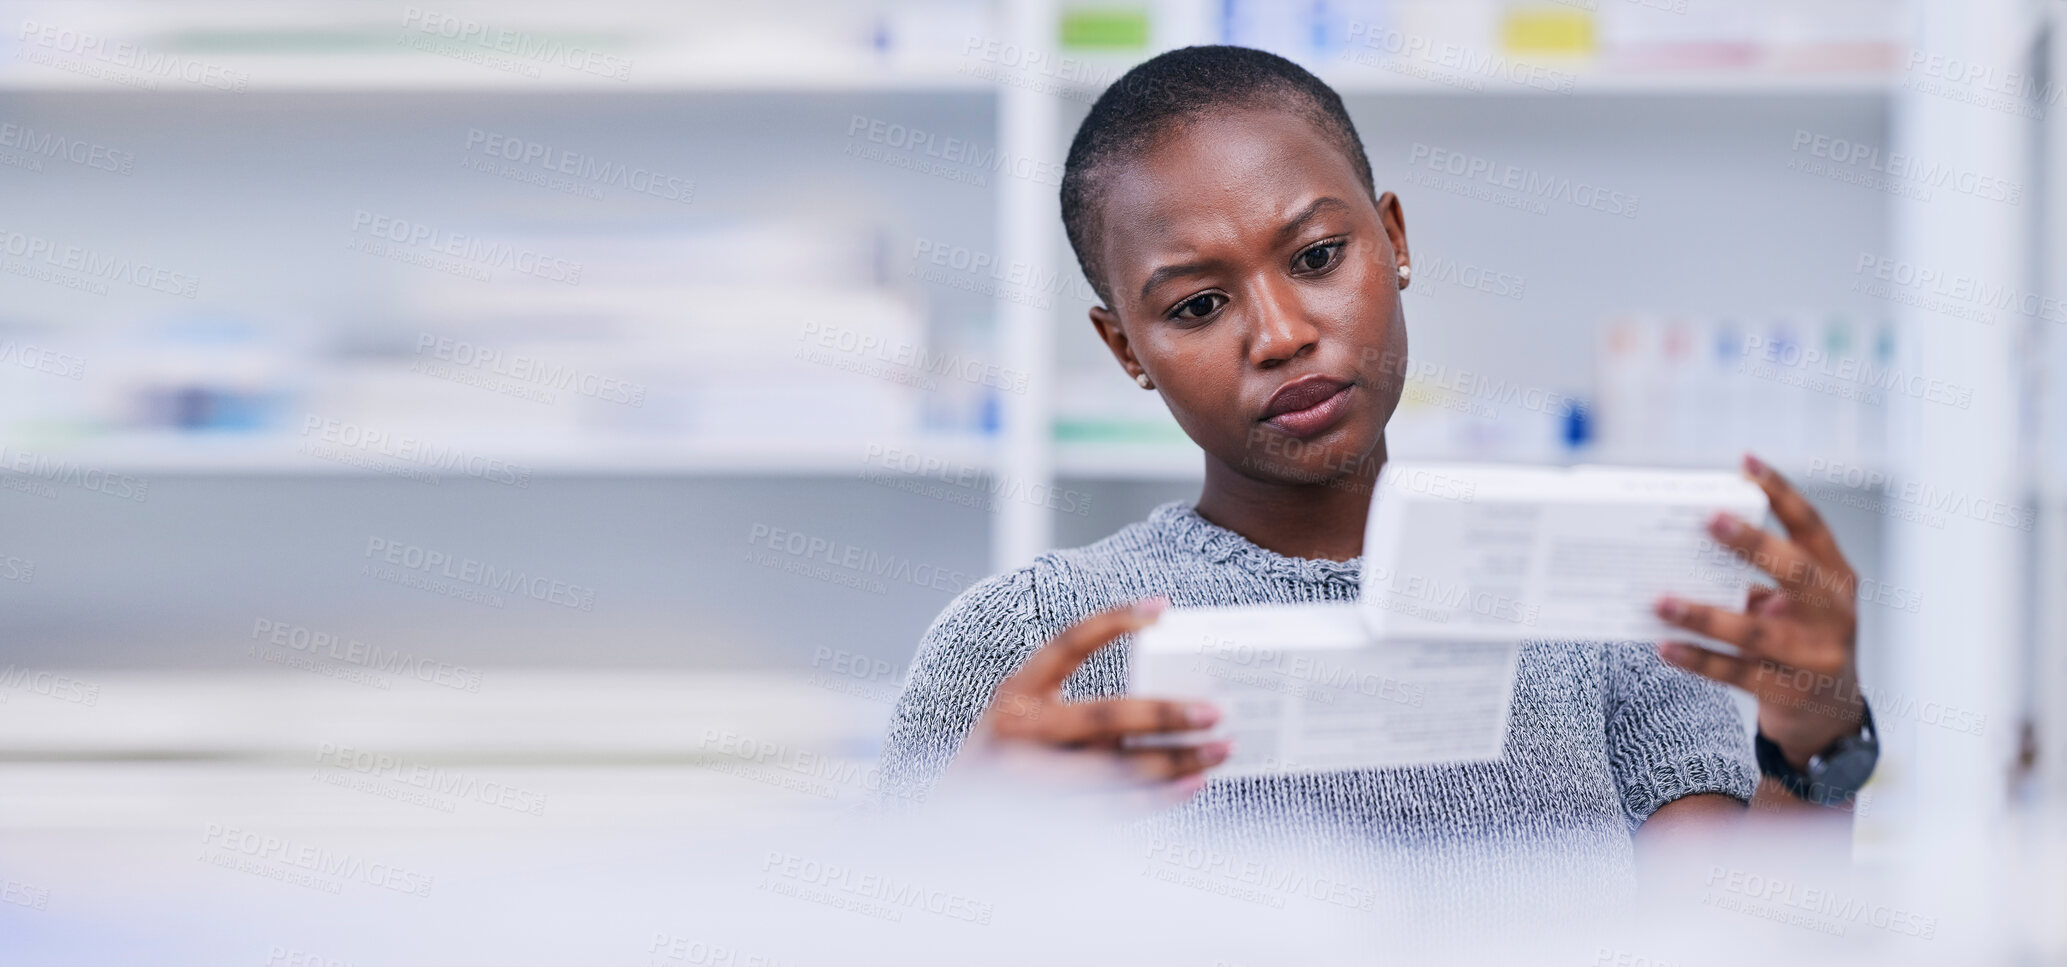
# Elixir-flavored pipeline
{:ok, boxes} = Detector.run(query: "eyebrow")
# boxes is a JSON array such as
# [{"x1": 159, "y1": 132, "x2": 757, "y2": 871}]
[
  {"x1": 1276, "y1": 196, "x2": 1350, "y2": 246},
  {"x1": 1137, "y1": 259, "x2": 1214, "y2": 305},
  {"x1": 1134, "y1": 196, "x2": 1353, "y2": 304}
]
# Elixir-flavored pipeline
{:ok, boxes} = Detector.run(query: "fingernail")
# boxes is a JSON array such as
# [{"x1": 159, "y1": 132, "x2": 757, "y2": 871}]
[
  {"x1": 1709, "y1": 513, "x2": 1738, "y2": 539},
  {"x1": 1655, "y1": 596, "x2": 1684, "y2": 620},
  {"x1": 1185, "y1": 703, "x2": 1220, "y2": 729},
  {"x1": 1174, "y1": 774, "x2": 1208, "y2": 797},
  {"x1": 1744, "y1": 454, "x2": 1767, "y2": 479},
  {"x1": 1132, "y1": 596, "x2": 1169, "y2": 618},
  {"x1": 1657, "y1": 642, "x2": 1685, "y2": 662},
  {"x1": 1202, "y1": 741, "x2": 1232, "y2": 766}
]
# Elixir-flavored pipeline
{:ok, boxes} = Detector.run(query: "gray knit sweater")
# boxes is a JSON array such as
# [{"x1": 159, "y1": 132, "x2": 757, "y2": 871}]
[{"x1": 878, "y1": 500, "x2": 1756, "y2": 901}]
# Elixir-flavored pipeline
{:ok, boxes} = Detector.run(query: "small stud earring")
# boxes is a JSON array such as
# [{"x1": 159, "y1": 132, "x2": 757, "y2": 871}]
[
  {"x1": 1135, "y1": 372, "x2": 1153, "y2": 389},
  {"x1": 1397, "y1": 264, "x2": 1412, "y2": 285}
]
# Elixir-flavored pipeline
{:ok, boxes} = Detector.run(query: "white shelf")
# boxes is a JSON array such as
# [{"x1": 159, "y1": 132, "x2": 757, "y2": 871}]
[
  {"x1": 1320, "y1": 67, "x2": 1894, "y2": 97},
  {"x1": 969, "y1": 58, "x2": 1896, "y2": 101},
  {"x1": 0, "y1": 0, "x2": 1001, "y2": 94},
  {"x1": 0, "y1": 670, "x2": 876, "y2": 761},
  {"x1": 6, "y1": 433, "x2": 995, "y2": 476},
  {"x1": 0, "y1": 59, "x2": 996, "y2": 94}
]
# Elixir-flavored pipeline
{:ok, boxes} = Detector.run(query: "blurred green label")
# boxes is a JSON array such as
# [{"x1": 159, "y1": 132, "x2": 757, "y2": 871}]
[{"x1": 1060, "y1": 7, "x2": 1150, "y2": 50}]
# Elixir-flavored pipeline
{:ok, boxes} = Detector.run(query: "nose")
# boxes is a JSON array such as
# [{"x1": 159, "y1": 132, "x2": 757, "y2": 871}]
[{"x1": 1246, "y1": 276, "x2": 1321, "y2": 369}]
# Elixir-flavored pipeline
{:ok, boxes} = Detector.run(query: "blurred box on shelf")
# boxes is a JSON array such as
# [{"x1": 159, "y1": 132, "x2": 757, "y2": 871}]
[
  {"x1": 0, "y1": 313, "x2": 312, "y2": 440},
  {"x1": 1597, "y1": 0, "x2": 1896, "y2": 73},
  {"x1": 375, "y1": 281, "x2": 930, "y2": 446},
  {"x1": 0, "y1": 0, "x2": 1009, "y2": 90},
  {"x1": 1380, "y1": 357, "x2": 1579, "y2": 466},
  {"x1": 3, "y1": 217, "x2": 1004, "y2": 470},
  {"x1": 1759, "y1": 0, "x2": 1899, "y2": 72},
  {"x1": 1370, "y1": 309, "x2": 1897, "y2": 474},
  {"x1": 1222, "y1": 0, "x2": 1898, "y2": 84},
  {"x1": 1499, "y1": 5, "x2": 1595, "y2": 60},
  {"x1": 1594, "y1": 311, "x2": 1894, "y2": 472}
]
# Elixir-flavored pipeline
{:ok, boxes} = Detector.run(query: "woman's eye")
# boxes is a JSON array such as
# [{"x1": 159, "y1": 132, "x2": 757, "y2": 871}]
[
  {"x1": 1173, "y1": 293, "x2": 1223, "y2": 320},
  {"x1": 1296, "y1": 241, "x2": 1344, "y2": 274}
]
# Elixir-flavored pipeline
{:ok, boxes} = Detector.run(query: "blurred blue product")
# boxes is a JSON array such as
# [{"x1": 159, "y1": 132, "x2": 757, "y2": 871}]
[
  {"x1": 1561, "y1": 396, "x2": 1592, "y2": 453},
  {"x1": 1713, "y1": 318, "x2": 1741, "y2": 367},
  {"x1": 979, "y1": 385, "x2": 1002, "y2": 436},
  {"x1": 1222, "y1": 0, "x2": 1391, "y2": 65},
  {"x1": 130, "y1": 314, "x2": 293, "y2": 433}
]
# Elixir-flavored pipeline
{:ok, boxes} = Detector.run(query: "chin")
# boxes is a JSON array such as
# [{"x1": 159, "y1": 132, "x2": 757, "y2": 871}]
[{"x1": 1229, "y1": 420, "x2": 1380, "y2": 484}]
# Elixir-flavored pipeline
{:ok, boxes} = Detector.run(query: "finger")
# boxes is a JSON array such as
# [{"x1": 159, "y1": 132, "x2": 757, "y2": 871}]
[
  {"x1": 1751, "y1": 584, "x2": 1800, "y2": 617},
  {"x1": 1708, "y1": 512, "x2": 1827, "y2": 598},
  {"x1": 1122, "y1": 740, "x2": 1232, "y2": 783},
  {"x1": 1657, "y1": 641, "x2": 1755, "y2": 691},
  {"x1": 1743, "y1": 454, "x2": 1845, "y2": 567},
  {"x1": 1655, "y1": 598, "x2": 1776, "y2": 655},
  {"x1": 1040, "y1": 697, "x2": 1218, "y2": 746},
  {"x1": 1010, "y1": 597, "x2": 1167, "y2": 692}
]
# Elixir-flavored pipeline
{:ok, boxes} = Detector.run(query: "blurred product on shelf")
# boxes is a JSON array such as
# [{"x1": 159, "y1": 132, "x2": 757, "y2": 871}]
[
  {"x1": 1377, "y1": 353, "x2": 1581, "y2": 468},
  {"x1": 1, "y1": 219, "x2": 1005, "y2": 465},
  {"x1": 1594, "y1": 311, "x2": 1895, "y2": 470},
  {"x1": 1047, "y1": 311, "x2": 1904, "y2": 477},
  {"x1": 1215, "y1": 0, "x2": 1897, "y2": 76},
  {"x1": 1370, "y1": 312, "x2": 1897, "y2": 472},
  {"x1": 115, "y1": 315, "x2": 301, "y2": 433},
  {"x1": 319, "y1": 220, "x2": 951, "y2": 453},
  {"x1": 0, "y1": 0, "x2": 1006, "y2": 89},
  {"x1": 0, "y1": 314, "x2": 306, "y2": 439},
  {"x1": 0, "y1": 0, "x2": 1899, "y2": 94}
]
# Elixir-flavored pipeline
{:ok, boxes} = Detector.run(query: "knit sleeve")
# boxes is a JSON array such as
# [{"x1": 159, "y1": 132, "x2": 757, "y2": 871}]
[
  {"x1": 1603, "y1": 642, "x2": 1758, "y2": 828},
  {"x1": 874, "y1": 565, "x2": 1044, "y2": 806}
]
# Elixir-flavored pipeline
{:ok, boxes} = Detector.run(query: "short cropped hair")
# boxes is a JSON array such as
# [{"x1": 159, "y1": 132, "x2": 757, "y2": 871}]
[{"x1": 1060, "y1": 45, "x2": 1376, "y2": 307}]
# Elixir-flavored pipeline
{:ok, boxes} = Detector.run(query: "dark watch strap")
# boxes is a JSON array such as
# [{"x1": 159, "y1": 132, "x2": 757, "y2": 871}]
[{"x1": 1755, "y1": 701, "x2": 1878, "y2": 808}]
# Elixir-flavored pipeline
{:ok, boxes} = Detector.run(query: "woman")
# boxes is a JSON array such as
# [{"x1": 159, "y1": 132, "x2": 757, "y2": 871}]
[{"x1": 878, "y1": 46, "x2": 1870, "y2": 893}]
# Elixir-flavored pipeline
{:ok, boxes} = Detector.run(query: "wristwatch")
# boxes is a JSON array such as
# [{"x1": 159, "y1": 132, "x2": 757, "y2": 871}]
[{"x1": 1755, "y1": 701, "x2": 1878, "y2": 807}]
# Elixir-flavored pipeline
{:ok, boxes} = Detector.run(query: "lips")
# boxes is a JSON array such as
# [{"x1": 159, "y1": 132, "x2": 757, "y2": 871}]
[{"x1": 1260, "y1": 375, "x2": 1355, "y2": 438}]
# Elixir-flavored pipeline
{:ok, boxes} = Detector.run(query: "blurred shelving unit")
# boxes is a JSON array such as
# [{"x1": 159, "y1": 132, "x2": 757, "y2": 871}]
[{"x1": 0, "y1": 0, "x2": 1932, "y2": 571}]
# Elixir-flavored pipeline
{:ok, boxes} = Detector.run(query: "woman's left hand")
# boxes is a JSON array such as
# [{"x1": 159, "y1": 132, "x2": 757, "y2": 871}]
[{"x1": 1652, "y1": 454, "x2": 1868, "y2": 769}]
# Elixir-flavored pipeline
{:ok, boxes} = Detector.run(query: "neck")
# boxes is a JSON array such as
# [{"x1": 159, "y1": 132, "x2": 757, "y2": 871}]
[{"x1": 1193, "y1": 436, "x2": 1386, "y2": 562}]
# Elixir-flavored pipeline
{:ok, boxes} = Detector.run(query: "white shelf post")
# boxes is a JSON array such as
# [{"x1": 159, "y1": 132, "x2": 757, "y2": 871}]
[
  {"x1": 992, "y1": 0, "x2": 1061, "y2": 573},
  {"x1": 1882, "y1": 0, "x2": 2033, "y2": 892}
]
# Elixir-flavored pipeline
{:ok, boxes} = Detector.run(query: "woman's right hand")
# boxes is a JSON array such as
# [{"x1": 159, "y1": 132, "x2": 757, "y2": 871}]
[{"x1": 945, "y1": 597, "x2": 1230, "y2": 802}]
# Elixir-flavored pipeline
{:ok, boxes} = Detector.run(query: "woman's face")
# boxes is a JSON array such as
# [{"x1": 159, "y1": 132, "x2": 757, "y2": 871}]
[{"x1": 1087, "y1": 106, "x2": 1410, "y2": 486}]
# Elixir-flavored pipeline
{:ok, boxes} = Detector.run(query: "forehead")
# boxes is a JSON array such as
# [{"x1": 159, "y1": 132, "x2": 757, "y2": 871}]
[{"x1": 1094, "y1": 106, "x2": 1367, "y2": 286}]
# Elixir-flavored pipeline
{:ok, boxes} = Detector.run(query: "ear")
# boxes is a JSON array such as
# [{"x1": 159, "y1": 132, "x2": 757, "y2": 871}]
[
  {"x1": 1376, "y1": 190, "x2": 1410, "y2": 290},
  {"x1": 1088, "y1": 304, "x2": 1151, "y2": 386}
]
